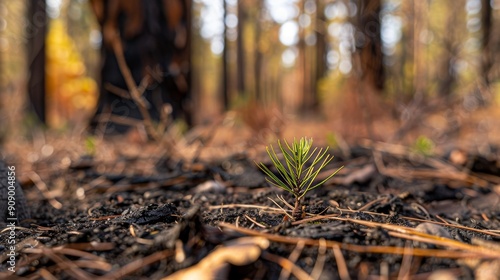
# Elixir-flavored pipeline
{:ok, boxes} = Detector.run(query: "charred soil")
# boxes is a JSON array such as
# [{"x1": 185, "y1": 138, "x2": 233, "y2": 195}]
[{"x1": 1, "y1": 141, "x2": 500, "y2": 279}]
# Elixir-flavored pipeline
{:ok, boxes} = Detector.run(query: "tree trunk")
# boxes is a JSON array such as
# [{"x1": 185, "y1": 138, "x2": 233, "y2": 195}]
[
  {"x1": 27, "y1": 0, "x2": 47, "y2": 123},
  {"x1": 412, "y1": 0, "x2": 427, "y2": 98},
  {"x1": 297, "y1": 0, "x2": 309, "y2": 113},
  {"x1": 89, "y1": 0, "x2": 192, "y2": 134},
  {"x1": 222, "y1": 0, "x2": 230, "y2": 109},
  {"x1": 254, "y1": 0, "x2": 263, "y2": 101},
  {"x1": 315, "y1": 0, "x2": 327, "y2": 85},
  {"x1": 236, "y1": 0, "x2": 245, "y2": 97},
  {"x1": 481, "y1": 0, "x2": 492, "y2": 85},
  {"x1": 353, "y1": 0, "x2": 384, "y2": 92},
  {"x1": 342, "y1": 0, "x2": 384, "y2": 140},
  {"x1": 437, "y1": 0, "x2": 463, "y2": 99}
]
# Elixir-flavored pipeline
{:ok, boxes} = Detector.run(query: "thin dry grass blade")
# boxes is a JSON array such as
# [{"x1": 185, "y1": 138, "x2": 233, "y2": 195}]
[
  {"x1": 332, "y1": 245, "x2": 351, "y2": 280},
  {"x1": 261, "y1": 251, "x2": 313, "y2": 280},
  {"x1": 279, "y1": 240, "x2": 305, "y2": 280}
]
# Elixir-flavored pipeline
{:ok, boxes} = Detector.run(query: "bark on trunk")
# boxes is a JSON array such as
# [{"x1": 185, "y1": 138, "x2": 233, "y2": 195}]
[{"x1": 27, "y1": 0, "x2": 47, "y2": 123}]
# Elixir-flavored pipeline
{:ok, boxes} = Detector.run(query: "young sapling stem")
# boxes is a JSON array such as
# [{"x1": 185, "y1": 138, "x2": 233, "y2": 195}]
[{"x1": 257, "y1": 137, "x2": 343, "y2": 220}]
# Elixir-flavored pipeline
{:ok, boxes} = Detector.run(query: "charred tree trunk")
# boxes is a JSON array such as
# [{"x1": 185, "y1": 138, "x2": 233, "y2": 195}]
[
  {"x1": 412, "y1": 0, "x2": 427, "y2": 98},
  {"x1": 342, "y1": 0, "x2": 384, "y2": 140},
  {"x1": 297, "y1": 0, "x2": 317, "y2": 114},
  {"x1": 481, "y1": 0, "x2": 492, "y2": 85},
  {"x1": 236, "y1": 0, "x2": 245, "y2": 97},
  {"x1": 437, "y1": 1, "x2": 462, "y2": 99},
  {"x1": 254, "y1": 0, "x2": 263, "y2": 101},
  {"x1": 398, "y1": 0, "x2": 414, "y2": 101},
  {"x1": 353, "y1": 0, "x2": 384, "y2": 92},
  {"x1": 27, "y1": 0, "x2": 47, "y2": 123},
  {"x1": 90, "y1": 0, "x2": 192, "y2": 134},
  {"x1": 315, "y1": 0, "x2": 327, "y2": 85},
  {"x1": 222, "y1": 0, "x2": 230, "y2": 109}
]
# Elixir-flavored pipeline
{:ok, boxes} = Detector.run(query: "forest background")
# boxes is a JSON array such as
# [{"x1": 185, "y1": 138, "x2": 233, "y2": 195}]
[{"x1": 1, "y1": 0, "x2": 500, "y2": 153}]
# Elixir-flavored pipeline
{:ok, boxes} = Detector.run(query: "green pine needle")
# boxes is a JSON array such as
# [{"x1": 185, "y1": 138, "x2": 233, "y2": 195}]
[{"x1": 257, "y1": 137, "x2": 343, "y2": 199}]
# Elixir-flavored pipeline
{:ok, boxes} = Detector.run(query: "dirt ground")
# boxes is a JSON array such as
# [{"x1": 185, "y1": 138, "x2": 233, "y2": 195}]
[{"x1": 1, "y1": 108, "x2": 500, "y2": 279}]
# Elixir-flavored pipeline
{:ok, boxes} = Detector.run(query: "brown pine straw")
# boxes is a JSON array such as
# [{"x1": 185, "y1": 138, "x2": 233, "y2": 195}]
[
  {"x1": 219, "y1": 222, "x2": 500, "y2": 259},
  {"x1": 261, "y1": 251, "x2": 313, "y2": 280},
  {"x1": 332, "y1": 244, "x2": 351, "y2": 280},
  {"x1": 24, "y1": 246, "x2": 109, "y2": 263},
  {"x1": 95, "y1": 250, "x2": 174, "y2": 280},
  {"x1": 20, "y1": 246, "x2": 114, "y2": 279},
  {"x1": 245, "y1": 214, "x2": 268, "y2": 228},
  {"x1": 356, "y1": 140, "x2": 500, "y2": 188},
  {"x1": 211, "y1": 203, "x2": 500, "y2": 238},
  {"x1": 27, "y1": 171, "x2": 63, "y2": 209},
  {"x1": 310, "y1": 238, "x2": 327, "y2": 280},
  {"x1": 279, "y1": 240, "x2": 305, "y2": 280},
  {"x1": 20, "y1": 244, "x2": 173, "y2": 280},
  {"x1": 325, "y1": 216, "x2": 500, "y2": 257},
  {"x1": 396, "y1": 242, "x2": 413, "y2": 280},
  {"x1": 41, "y1": 248, "x2": 95, "y2": 280},
  {"x1": 39, "y1": 268, "x2": 59, "y2": 280},
  {"x1": 336, "y1": 207, "x2": 500, "y2": 238}
]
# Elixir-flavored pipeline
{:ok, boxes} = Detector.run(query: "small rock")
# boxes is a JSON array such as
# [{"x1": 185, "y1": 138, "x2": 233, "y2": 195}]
[
  {"x1": 415, "y1": 222, "x2": 452, "y2": 239},
  {"x1": 194, "y1": 180, "x2": 226, "y2": 193}
]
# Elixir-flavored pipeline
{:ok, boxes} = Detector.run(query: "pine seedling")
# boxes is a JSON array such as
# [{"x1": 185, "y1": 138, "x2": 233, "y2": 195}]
[{"x1": 257, "y1": 137, "x2": 343, "y2": 220}]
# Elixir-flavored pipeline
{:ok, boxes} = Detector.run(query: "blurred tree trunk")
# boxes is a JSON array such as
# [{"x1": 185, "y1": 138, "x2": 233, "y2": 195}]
[
  {"x1": 297, "y1": 0, "x2": 318, "y2": 114},
  {"x1": 221, "y1": 0, "x2": 267, "y2": 113},
  {"x1": 89, "y1": 0, "x2": 192, "y2": 134},
  {"x1": 27, "y1": 0, "x2": 47, "y2": 123},
  {"x1": 244, "y1": 0, "x2": 257, "y2": 99},
  {"x1": 315, "y1": 0, "x2": 327, "y2": 85},
  {"x1": 296, "y1": 0, "x2": 306, "y2": 113},
  {"x1": 399, "y1": 0, "x2": 414, "y2": 100},
  {"x1": 342, "y1": 0, "x2": 384, "y2": 140},
  {"x1": 481, "y1": 0, "x2": 492, "y2": 85},
  {"x1": 412, "y1": 0, "x2": 427, "y2": 98},
  {"x1": 353, "y1": 0, "x2": 384, "y2": 92},
  {"x1": 222, "y1": 0, "x2": 230, "y2": 109},
  {"x1": 437, "y1": 1, "x2": 462, "y2": 99},
  {"x1": 0, "y1": 2, "x2": 2, "y2": 90},
  {"x1": 234, "y1": 0, "x2": 260, "y2": 102},
  {"x1": 236, "y1": 0, "x2": 245, "y2": 98},
  {"x1": 222, "y1": 0, "x2": 241, "y2": 110},
  {"x1": 254, "y1": 1, "x2": 263, "y2": 101}
]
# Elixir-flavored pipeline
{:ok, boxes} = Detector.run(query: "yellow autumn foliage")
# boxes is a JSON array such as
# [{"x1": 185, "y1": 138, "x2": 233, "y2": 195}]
[{"x1": 46, "y1": 18, "x2": 97, "y2": 128}]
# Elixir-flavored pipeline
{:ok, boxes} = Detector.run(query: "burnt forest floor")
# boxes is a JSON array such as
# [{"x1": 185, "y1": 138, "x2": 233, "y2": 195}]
[{"x1": 1, "y1": 121, "x2": 500, "y2": 280}]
